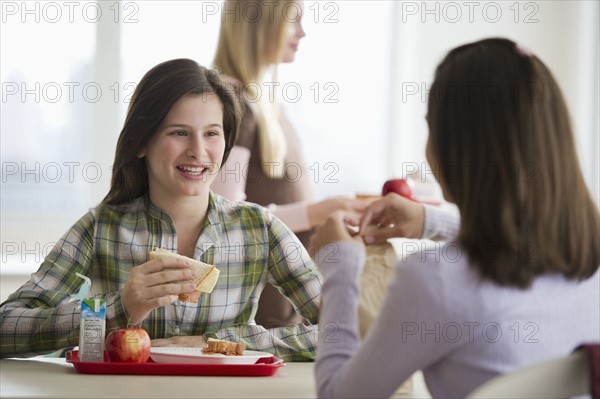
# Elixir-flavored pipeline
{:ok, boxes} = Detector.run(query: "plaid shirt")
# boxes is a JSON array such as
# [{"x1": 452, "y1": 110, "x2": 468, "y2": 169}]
[{"x1": 0, "y1": 193, "x2": 321, "y2": 361}]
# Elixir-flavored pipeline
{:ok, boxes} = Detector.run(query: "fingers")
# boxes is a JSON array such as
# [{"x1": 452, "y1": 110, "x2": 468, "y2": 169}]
[
  {"x1": 144, "y1": 268, "x2": 198, "y2": 288},
  {"x1": 131, "y1": 255, "x2": 198, "y2": 292},
  {"x1": 359, "y1": 199, "x2": 387, "y2": 234},
  {"x1": 122, "y1": 286, "x2": 190, "y2": 325},
  {"x1": 143, "y1": 256, "x2": 192, "y2": 274},
  {"x1": 125, "y1": 281, "x2": 193, "y2": 305},
  {"x1": 350, "y1": 198, "x2": 371, "y2": 212},
  {"x1": 362, "y1": 226, "x2": 400, "y2": 244},
  {"x1": 358, "y1": 194, "x2": 426, "y2": 241},
  {"x1": 122, "y1": 252, "x2": 205, "y2": 326},
  {"x1": 146, "y1": 293, "x2": 181, "y2": 308},
  {"x1": 138, "y1": 281, "x2": 196, "y2": 302},
  {"x1": 121, "y1": 287, "x2": 180, "y2": 326},
  {"x1": 327, "y1": 210, "x2": 353, "y2": 235},
  {"x1": 309, "y1": 197, "x2": 373, "y2": 228},
  {"x1": 310, "y1": 210, "x2": 362, "y2": 258}
]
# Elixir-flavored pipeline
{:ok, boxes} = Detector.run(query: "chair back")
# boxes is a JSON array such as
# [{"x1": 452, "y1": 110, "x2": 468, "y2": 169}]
[{"x1": 467, "y1": 350, "x2": 590, "y2": 398}]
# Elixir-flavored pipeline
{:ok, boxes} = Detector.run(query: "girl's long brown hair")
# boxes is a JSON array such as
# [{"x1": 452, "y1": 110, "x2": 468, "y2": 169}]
[
  {"x1": 213, "y1": 0, "x2": 299, "y2": 178},
  {"x1": 427, "y1": 38, "x2": 599, "y2": 288}
]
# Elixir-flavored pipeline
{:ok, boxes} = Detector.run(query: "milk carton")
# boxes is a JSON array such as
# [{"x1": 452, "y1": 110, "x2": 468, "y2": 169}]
[
  {"x1": 79, "y1": 298, "x2": 106, "y2": 362},
  {"x1": 72, "y1": 273, "x2": 106, "y2": 362}
]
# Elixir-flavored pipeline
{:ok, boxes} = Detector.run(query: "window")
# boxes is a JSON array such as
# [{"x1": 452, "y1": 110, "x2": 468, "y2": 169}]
[
  {"x1": 1, "y1": 1, "x2": 598, "y2": 278},
  {"x1": 1, "y1": 2, "x2": 98, "y2": 273}
]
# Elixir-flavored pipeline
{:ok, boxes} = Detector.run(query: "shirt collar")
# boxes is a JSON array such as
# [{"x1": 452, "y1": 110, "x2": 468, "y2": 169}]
[{"x1": 142, "y1": 192, "x2": 223, "y2": 259}]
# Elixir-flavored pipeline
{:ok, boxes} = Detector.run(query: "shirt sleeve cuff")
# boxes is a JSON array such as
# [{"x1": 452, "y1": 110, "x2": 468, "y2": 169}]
[
  {"x1": 422, "y1": 204, "x2": 461, "y2": 241},
  {"x1": 268, "y1": 201, "x2": 312, "y2": 232}
]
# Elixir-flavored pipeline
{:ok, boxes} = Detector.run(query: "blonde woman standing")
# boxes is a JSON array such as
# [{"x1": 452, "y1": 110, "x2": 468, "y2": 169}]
[{"x1": 211, "y1": 0, "x2": 368, "y2": 328}]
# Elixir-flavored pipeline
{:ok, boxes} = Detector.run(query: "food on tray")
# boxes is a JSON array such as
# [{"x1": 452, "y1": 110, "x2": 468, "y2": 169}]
[
  {"x1": 105, "y1": 327, "x2": 151, "y2": 363},
  {"x1": 148, "y1": 248, "x2": 220, "y2": 302},
  {"x1": 202, "y1": 338, "x2": 245, "y2": 356}
]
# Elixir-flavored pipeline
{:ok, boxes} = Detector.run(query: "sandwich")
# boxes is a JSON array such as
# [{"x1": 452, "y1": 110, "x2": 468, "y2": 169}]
[
  {"x1": 202, "y1": 338, "x2": 245, "y2": 356},
  {"x1": 148, "y1": 248, "x2": 220, "y2": 303}
]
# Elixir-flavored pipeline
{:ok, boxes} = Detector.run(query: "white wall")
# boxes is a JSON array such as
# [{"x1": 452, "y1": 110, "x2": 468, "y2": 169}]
[{"x1": 389, "y1": 1, "x2": 599, "y2": 205}]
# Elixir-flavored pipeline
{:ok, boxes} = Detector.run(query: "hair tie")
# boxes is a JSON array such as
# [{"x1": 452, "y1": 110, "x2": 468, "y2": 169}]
[{"x1": 515, "y1": 43, "x2": 533, "y2": 57}]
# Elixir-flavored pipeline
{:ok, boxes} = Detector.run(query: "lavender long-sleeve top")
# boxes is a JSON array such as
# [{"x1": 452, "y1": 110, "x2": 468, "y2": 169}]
[{"x1": 315, "y1": 206, "x2": 600, "y2": 398}]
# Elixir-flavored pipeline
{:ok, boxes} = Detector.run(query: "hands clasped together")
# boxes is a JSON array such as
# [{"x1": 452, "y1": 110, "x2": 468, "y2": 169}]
[{"x1": 310, "y1": 193, "x2": 426, "y2": 257}]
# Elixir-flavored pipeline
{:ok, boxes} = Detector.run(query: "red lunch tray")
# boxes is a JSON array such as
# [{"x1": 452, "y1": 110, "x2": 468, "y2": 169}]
[{"x1": 65, "y1": 350, "x2": 285, "y2": 377}]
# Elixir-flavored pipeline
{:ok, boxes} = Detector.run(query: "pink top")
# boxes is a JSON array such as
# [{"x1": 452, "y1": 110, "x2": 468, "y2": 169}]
[
  {"x1": 210, "y1": 80, "x2": 314, "y2": 239},
  {"x1": 211, "y1": 147, "x2": 311, "y2": 232}
]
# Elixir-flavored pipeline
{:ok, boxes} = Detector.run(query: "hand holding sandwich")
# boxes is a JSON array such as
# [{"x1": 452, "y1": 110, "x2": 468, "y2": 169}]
[
  {"x1": 121, "y1": 255, "x2": 199, "y2": 326},
  {"x1": 122, "y1": 248, "x2": 220, "y2": 326}
]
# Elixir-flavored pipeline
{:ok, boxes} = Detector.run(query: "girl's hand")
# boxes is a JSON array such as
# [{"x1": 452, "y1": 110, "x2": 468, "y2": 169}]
[
  {"x1": 310, "y1": 210, "x2": 364, "y2": 259},
  {"x1": 307, "y1": 196, "x2": 371, "y2": 228},
  {"x1": 121, "y1": 256, "x2": 198, "y2": 325},
  {"x1": 359, "y1": 194, "x2": 425, "y2": 244},
  {"x1": 152, "y1": 335, "x2": 206, "y2": 348}
]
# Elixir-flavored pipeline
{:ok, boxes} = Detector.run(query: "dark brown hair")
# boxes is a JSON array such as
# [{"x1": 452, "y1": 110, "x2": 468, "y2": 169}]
[
  {"x1": 427, "y1": 38, "x2": 599, "y2": 288},
  {"x1": 103, "y1": 59, "x2": 241, "y2": 205}
]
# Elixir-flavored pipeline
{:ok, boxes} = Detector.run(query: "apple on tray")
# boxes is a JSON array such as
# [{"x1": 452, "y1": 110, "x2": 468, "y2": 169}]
[{"x1": 105, "y1": 327, "x2": 151, "y2": 363}]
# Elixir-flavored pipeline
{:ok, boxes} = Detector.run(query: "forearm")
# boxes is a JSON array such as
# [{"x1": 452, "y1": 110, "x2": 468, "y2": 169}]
[
  {"x1": 316, "y1": 241, "x2": 469, "y2": 398},
  {"x1": 315, "y1": 242, "x2": 365, "y2": 398},
  {"x1": 316, "y1": 242, "x2": 422, "y2": 399},
  {"x1": 268, "y1": 202, "x2": 312, "y2": 232},
  {"x1": 205, "y1": 323, "x2": 318, "y2": 361},
  {"x1": 0, "y1": 300, "x2": 80, "y2": 358},
  {"x1": 0, "y1": 289, "x2": 128, "y2": 358},
  {"x1": 0, "y1": 211, "x2": 103, "y2": 358}
]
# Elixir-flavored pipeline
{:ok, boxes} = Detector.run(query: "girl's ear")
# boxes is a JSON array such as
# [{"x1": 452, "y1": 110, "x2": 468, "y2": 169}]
[{"x1": 137, "y1": 149, "x2": 146, "y2": 158}]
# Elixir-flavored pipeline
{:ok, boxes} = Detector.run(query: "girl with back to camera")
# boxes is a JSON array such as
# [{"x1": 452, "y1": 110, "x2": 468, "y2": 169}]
[
  {"x1": 311, "y1": 38, "x2": 600, "y2": 397},
  {"x1": 0, "y1": 59, "x2": 321, "y2": 361},
  {"x1": 211, "y1": 0, "x2": 368, "y2": 328}
]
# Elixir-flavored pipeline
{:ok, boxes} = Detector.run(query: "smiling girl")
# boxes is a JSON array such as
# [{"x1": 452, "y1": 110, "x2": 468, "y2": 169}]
[{"x1": 0, "y1": 59, "x2": 321, "y2": 361}]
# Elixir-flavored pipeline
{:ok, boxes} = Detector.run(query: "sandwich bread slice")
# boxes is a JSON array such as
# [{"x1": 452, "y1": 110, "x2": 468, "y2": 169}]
[
  {"x1": 148, "y1": 247, "x2": 220, "y2": 302},
  {"x1": 202, "y1": 338, "x2": 245, "y2": 356}
]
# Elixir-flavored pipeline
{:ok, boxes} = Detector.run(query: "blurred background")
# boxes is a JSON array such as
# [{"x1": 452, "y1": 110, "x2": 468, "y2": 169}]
[{"x1": 1, "y1": 0, "x2": 598, "y2": 298}]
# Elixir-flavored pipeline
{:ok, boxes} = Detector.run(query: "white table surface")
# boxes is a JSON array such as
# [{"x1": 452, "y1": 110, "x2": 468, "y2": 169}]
[{"x1": 1, "y1": 356, "x2": 431, "y2": 398}]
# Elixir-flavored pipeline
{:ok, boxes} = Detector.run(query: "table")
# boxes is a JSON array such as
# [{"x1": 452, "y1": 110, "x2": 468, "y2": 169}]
[{"x1": 1, "y1": 357, "x2": 431, "y2": 398}]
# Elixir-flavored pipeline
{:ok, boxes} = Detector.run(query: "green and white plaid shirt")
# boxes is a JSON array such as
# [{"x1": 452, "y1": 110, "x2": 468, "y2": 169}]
[{"x1": 0, "y1": 193, "x2": 321, "y2": 361}]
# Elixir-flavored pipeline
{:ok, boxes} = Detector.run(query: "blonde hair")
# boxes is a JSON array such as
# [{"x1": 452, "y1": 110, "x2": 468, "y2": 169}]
[{"x1": 213, "y1": 0, "x2": 299, "y2": 178}]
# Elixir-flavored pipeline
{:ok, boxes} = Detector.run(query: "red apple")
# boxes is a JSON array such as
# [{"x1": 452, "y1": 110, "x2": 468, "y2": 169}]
[
  {"x1": 382, "y1": 178, "x2": 414, "y2": 199},
  {"x1": 105, "y1": 327, "x2": 151, "y2": 363}
]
